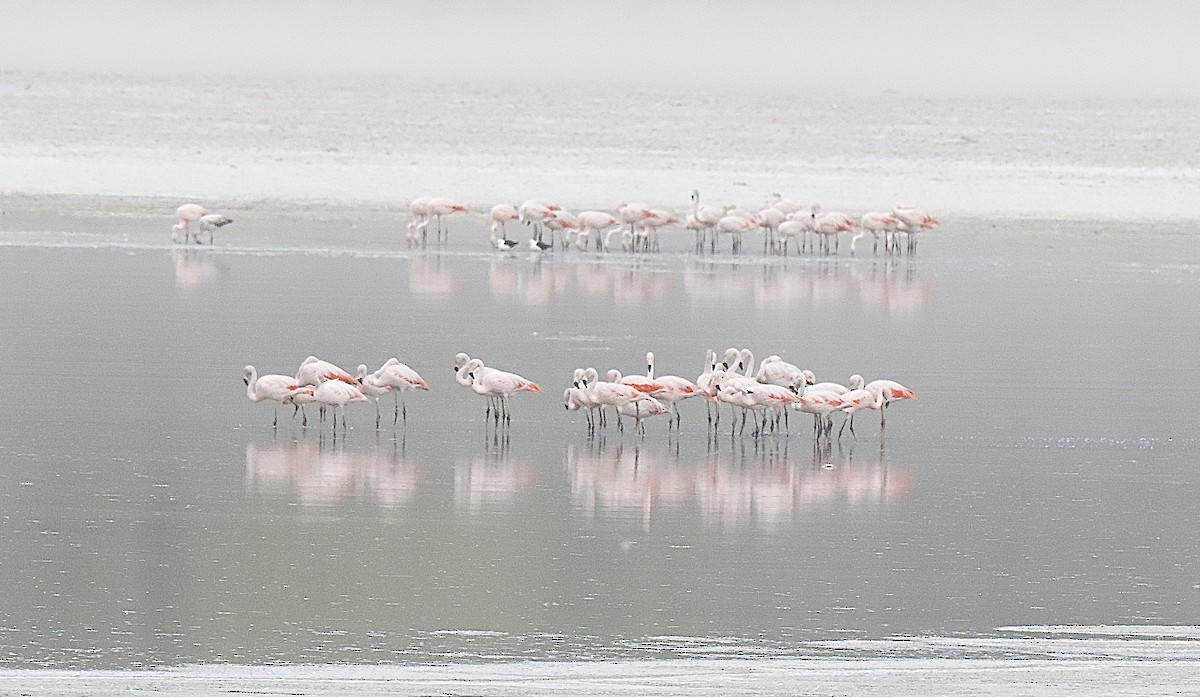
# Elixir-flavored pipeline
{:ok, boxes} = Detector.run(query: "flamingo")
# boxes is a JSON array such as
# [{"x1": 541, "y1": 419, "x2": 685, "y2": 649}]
[
  {"x1": 583, "y1": 367, "x2": 663, "y2": 435},
  {"x1": 690, "y1": 189, "x2": 724, "y2": 251},
  {"x1": 192, "y1": 213, "x2": 233, "y2": 245},
  {"x1": 173, "y1": 203, "x2": 210, "y2": 243},
  {"x1": 518, "y1": 200, "x2": 557, "y2": 244},
  {"x1": 863, "y1": 378, "x2": 918, "y2": 427},
  {"x1": 543, "y1": 210, "x2": 579, "y2": 249},
  {"x1": 715, "y1": 215, "x2": 757, "y2": 253},
  {"x1": 286, "y1": 384, "x2": 317, "y2": 427},
  {"x1": 776, "y1": 217, "x2": 812, "y2": 255},
  {"x1": 574, "y1": 210, "x2": 620, "y2": 251},
  {"x1": 460, "y1": 358, "x2": 541, "y2": 425},
  {"x1": 243, "y1": 365, "x2": 313, "y2": 427},
  {"x1": 756, "y1": 355, "x2": 808, "y2": 393},
  {"x1": 636, "y1": 209, "x2": 678, "y2": 252},
  {"x1": 371, "y1": 358, "x2": 431, "y2": 424},
  {"x1": 427, "y1": 197, "x2": 467, "y2": 243},
  {"x1": 644, "y1": 351, "x2": 705, "y2": 428},
  {"x1": 490, "y1": 203, "x2": 519, "y2": 243},
  {"x1": 792, "y1": 389, "x2": 845, "y2": 440},
  {"x1": 407, "y1": 197, "x2": 431, "y2": 245},
  {"x1": 695, "y1": 349, "x2": 722, "y2": 424},
  {"x1": 839, "y1": 388, "x2": 884, "y2": 438},
  {"x1": 852, "y1": 212, "x2": 899, "y2": 255},
  {"x1": 812, "y1": 206, "x2": 855, "y2": 255},
  {"x1": 756, "y1": 206, "x2": 786, "y2": 253},
  {"x1": 314, "y1": 379, "x2": 369, "y2": 432},
  {"x1": 295, "y1": 356, "x2": 357, "y2": 387},
  {"x1": 356, "y1": 365, "x2": 393, "y2": 429},
  {"x1": 766, "y1": 193, "x2": 803, "y2": 216},
  {"x1": 892, "y1": 204, "x2": 939, "y2": 254},
  {"x1": 617, "y1": 201, "x2": 653, "y2": 243}
]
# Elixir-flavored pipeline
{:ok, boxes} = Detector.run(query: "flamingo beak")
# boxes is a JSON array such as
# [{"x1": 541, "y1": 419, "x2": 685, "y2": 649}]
[{"x1": 243, "y1": 378, "x2": 249, "y2": 385}]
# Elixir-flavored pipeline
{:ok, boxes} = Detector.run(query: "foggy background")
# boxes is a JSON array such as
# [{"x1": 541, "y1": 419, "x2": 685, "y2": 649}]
[{"x1": 3, "y1": 0, "x2": 1199, "y2": 97}]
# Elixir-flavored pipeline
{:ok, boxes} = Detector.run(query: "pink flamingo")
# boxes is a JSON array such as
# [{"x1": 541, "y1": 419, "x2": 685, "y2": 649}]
[
  {"x1": 407, "y1": 197, "x2": 431, "y2": 245},
  {"x1": 373, "y1": 357, "x2": 432, "y2": 424},
  {"x1": 852, "y1": 212, "x2": 899, "y2": 255},
  {"x1": 490, "y1": 203, "x2": 519, "y2": 243},
  {"x1": 459, "y1": 358, "x2": 541, "y2": 425},
  {"x1": 427, "y1": 197, "x2": 467, "y2": 243},
  {"x1": 644, "y1": 351, "x2": 706, "y2": 428},
  {"x1": 173, "y1": 203, "x2": 210, "y2": 243},
  {"x1": 574, "y1": 210, "x2": 620, "y2": 250}
]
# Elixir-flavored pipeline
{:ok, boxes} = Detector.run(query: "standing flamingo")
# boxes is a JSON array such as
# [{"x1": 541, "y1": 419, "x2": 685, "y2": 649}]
[
  {"x1": 690, "y1": 190, "x2": 725, "y2": 252},
  {"x1": 792, "y1": 389, "x2": 845, "y2": 440},
  {"x1": 356, "y1": 365, "x2": 393, "y2": 429},
  {"x1": 173, "y1": 204, "x2": 210, "y2": 243},
  {"x1": 314, "y1": 379, "x2": 369, "y2": 432},
  {"x1": 518, "y1": 200, "x2": 557, "y2": 244},
  {"x1": 892, "y1": 204, "x2": 939, "y2": 254},
  {"x1": 863, "y1": 378, "x2": 918, "y2": 427},
  {"x1": 574, "y1": 210, "x2": 620, "y2": 251},
  {"x1": 427, "y1": 197, "x2": 468, "y2": 243},
  {"x1": 295, "y1": 356, "x2": 357, "y2": 387},
  {"x1": 373, "y1": 357, "x2": 432, "y2": 424},
  {"x1": 459, "y1": 358, "x2": 541, "y2": 425},
  {"x1": 490, "y1": 203, "x2": 519, "y2": 243},
  {"x1": 583, "y1": 367, "x2": 663, "y2": 435},
  {"x1": 839, "y1": 388, "x2": 884, "y2": 438},
  {"x1": 192, "y1": 213, "x2": 234, "y2": 245},
  {"x1": 407, "y1": 197, "x2": 431, "y2": 245},
  {"x1": 243, "y1": 365, "x2": 313, "y2": 427},
  {"x1": 852, "y1": 212, "x2": 899, "y2": 255},
  {"x1": 644, "y1": 351, "x2": 705, "y2": 428}
]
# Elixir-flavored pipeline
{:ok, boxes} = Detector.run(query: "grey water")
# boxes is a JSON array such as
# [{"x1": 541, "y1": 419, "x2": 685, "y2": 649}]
[{"x1": 1, "y1": 212, "x2": 1199, "y2": 672}]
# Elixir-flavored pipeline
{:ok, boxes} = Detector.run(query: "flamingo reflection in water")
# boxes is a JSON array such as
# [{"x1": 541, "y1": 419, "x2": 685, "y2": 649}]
[
  {"x1": 567, "y1": 441, "x2": 915, "y2": 529},
  {"x1": 245, "y1": 441, "x2": 425, "y2": 508}
]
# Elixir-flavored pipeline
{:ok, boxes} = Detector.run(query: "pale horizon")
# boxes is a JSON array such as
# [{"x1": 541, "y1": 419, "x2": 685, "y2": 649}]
[{"x1": 3, "y1": 1, "x2": 1199, "y2": 98}]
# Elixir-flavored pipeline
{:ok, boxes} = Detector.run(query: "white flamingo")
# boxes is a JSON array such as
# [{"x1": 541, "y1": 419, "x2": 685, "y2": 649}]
[
  {"x1": 407, "y1": 197, "x2": 431, "y2": 244},
  {"x1": 356, "y1": 365, "x2": 393, "y2": 429},
  {"x1": 243, "y1": 365, "x2": 313, "y2": 427},
  {"x1": 459, "y1": 358, "x2": 541, "y2": 425},
  {"x1": 173, "y1": 203, "x2": 210, "y2": 243},
  {"x1": 192, "y1": 213, "x2": 233, "y2": 245},
  {"x1": 295, "y1": 356, "x2": 357, "y2": 387},
  {"x1": 372, "y1": 358, "x2": 431, "y2": 424},
  {"x1": 314, "y1": 380, "x2": 369, "y2": 432}
]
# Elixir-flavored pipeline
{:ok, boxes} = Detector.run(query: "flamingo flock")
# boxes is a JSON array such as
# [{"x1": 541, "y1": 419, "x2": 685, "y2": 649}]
[
  {"x1": 172, "y1": 195, "x2": 936, "y2": 256},
  {"x1": 245, "y1": 355, "x2": 430, "y2": 432},
  {"x1": 245, "y1": 349, "x2": 916, "y2": 443},
  {"x1": 410, "y1": 194, "x2": 938, "y2": 256},
  {"x1": 561, "y1": 348, "x2": 917, "y2": 442}
]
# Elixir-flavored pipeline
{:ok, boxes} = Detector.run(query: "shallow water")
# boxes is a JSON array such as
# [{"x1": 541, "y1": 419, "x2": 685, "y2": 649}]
[{"x1": 0, "y1": 212, "x2": 1198, "y2": 674}]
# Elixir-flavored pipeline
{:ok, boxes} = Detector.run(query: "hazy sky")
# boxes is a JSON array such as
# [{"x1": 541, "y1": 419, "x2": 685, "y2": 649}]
[{"x1": 3, "y1": 1, "x2": 1199, "y2": 96}]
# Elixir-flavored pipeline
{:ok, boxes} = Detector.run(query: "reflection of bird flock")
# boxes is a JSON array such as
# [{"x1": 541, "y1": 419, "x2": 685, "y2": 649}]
[
  {"x1": 243, "y1": 349, "x2": 915, "y2": 443},
  {"x1": 179, "y1": 193, "x2": 937, "y2": 255},
  {"x1": 408, "y1": 192, "x2": 939, "y2": 256}
]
